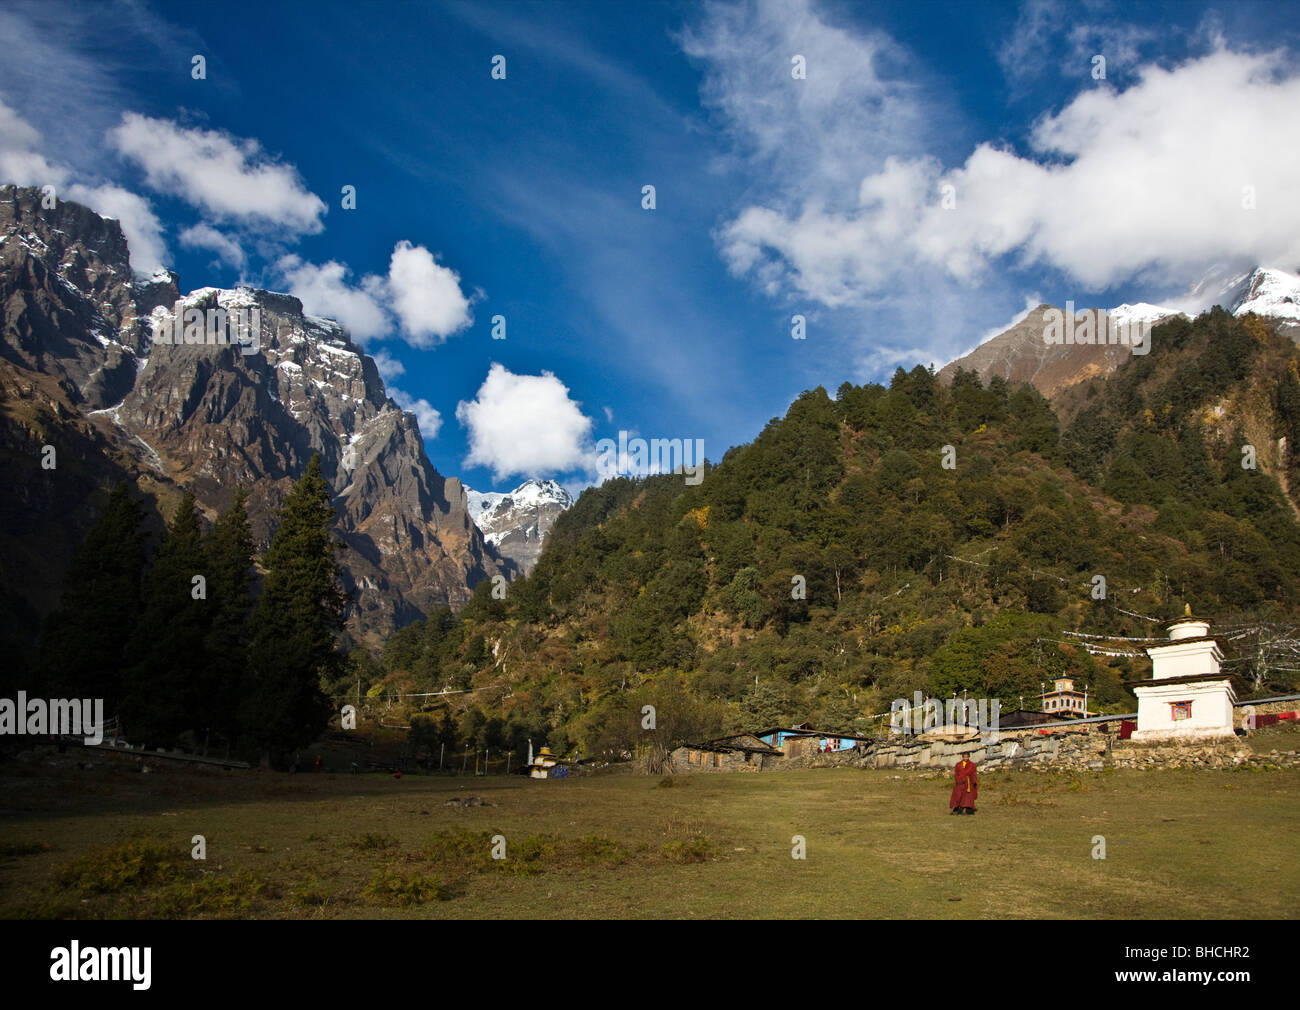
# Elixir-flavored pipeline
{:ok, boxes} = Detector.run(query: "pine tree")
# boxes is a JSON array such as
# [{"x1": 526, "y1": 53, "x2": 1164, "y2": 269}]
[
  {"x1": 122, "y1": 490, "x2": 207, "y2": 748},
  {"x1": 202, "y1": 488, "x2": 254, "y2": 753},
  {"x1": 38, "y1": 482, "x2": 146, "y2": 710},
  {"x1": 242, "y1": 455, "x2": 347, "y2": 766}
]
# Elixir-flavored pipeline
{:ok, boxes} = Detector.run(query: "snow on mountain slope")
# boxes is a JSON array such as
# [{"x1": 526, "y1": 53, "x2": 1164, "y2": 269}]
[
  {"x1": 1106, "y1": 302, "x2": 1187, "y2": 327},
  {"x1": 464, "y1": 479, "x2": 573, "y2": 573},
  {"x1": 1232, "y1": 266, "x2": 1300, "y2": 323}
]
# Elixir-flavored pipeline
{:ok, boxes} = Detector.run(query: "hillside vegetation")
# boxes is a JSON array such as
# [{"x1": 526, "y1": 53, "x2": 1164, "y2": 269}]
[{"x1": 354, "y1": 309, "x2": 1300, "y2": 760}]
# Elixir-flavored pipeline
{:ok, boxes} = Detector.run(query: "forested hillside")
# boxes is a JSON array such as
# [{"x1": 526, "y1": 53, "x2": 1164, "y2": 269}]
[{"x1": 264, "y1": 311, "x2": 1300, "y2": 759}]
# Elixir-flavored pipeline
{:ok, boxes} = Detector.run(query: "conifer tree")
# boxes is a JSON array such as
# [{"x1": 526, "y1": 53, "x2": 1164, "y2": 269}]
[
  {"x1": 122, "y1": 490, "x2": 207, "y2": 748},
  {"x1": 38, "y1": 482, "x2": 146, "y2": 710},
  {"x1": 243, "y1": 455, "x2": 346, "y2": 766},
  {"x1": 202, "y1": 488, "x2": 254, "y2": 753}
]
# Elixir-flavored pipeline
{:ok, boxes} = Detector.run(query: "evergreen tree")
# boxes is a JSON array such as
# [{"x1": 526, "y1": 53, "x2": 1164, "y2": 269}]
[
  {"x1": 242, "y1": 455, "x2": 346, "y2": 766},
  {"x1": 38, "y1": 482, "x2": 146, "y2": 710},
  {"x1": 121, "y1": 490, "x2": 207, "y2": 747},
  {"x1": 202, "y1": 488, "x2": 254, "y2": 752}
]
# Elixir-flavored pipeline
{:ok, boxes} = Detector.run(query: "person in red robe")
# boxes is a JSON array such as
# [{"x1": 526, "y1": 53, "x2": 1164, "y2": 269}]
[{"x1": 950, "y1": 756, "x2": 978, "y2": 814}]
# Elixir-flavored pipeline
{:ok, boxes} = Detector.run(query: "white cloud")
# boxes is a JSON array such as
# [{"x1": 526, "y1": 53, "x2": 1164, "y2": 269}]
[
  {"x1": 713, "y1": 46, "x2": 1300, "y2": 304},
  {"x1": 276, "y1": 255, "x2": 389, "y2": 342},
  {"x1": 108, "y1": 113, "x2": 326, "y2": 234},
  {"x1": 391, "y1": 388, "x2": 442, "y2": 439},
  {"x1": 276, "y1": 242, "x2": 476, "y2": 347},
  {"x1": 456, "y1": 363, "x2": 593, "y2": 481},
  {"x1": 385, "y1": 240, "x2": 475, "y2": 346},
  {"x1": 369, "y1": 349, "x2": 405, "y2": 381},
  {"x1": 178, "y1": 222, "x2": 245, "y2": 270}
]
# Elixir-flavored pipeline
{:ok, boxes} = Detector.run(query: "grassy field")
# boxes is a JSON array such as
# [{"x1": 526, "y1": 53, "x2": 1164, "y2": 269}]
[{"x1": 1, "y1": 750, "x2": 1297, "y2": 919}]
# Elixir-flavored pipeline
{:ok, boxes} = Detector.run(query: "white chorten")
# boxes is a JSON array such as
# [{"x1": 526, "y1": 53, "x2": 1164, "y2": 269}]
[{"x1": 1132, "y1": 606, "x2": 1237, "y2": 743}]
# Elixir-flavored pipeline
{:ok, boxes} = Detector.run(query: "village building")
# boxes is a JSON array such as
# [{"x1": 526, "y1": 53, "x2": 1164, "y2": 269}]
[
  {"x1": 1041, "y1": 676, "x2": 1087, "y2": 718},
  {"x1": 1132, "y1": 606, "x2": 1239, "y2": 743},
  {"x1": 670, "y1": 733, "x2": 783, "y2": 772},
  {"x1": 754, "y1": 724, "x2": 874, "y2": 757}
]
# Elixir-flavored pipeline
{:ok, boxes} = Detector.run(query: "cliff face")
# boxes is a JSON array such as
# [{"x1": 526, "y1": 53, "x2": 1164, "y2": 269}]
[{"x1": 0, "y1": 185, "x2": 506, "y2": 645}]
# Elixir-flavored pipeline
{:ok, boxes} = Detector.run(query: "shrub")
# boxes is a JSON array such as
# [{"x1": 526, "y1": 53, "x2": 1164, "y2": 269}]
[
  {"x1": 363, "y1": 870, "x2": 450, "y2": 905},
  {"x1": 56, "y1": 837, "x2": 185, "y2": 894},
  {"x1": 152, "y1": 871, "x2": 271, "y2": 918},
  {"x1": 661, "y1": 837, "x2": 715, "y2": 864}
]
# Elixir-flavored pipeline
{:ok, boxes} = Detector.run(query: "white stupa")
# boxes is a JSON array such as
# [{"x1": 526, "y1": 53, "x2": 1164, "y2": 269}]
[{"x1": 1133, "y1": 606, "x2": 1237, "y2": 743}]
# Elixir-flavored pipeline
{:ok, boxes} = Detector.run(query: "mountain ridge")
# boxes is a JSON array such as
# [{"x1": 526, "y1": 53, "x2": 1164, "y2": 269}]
[
  {"x1": 0, "y1": 184, "x2": 507, "y2": 648},
  {"x1": 939, "y1": 266, "x2": 1300, "y2": 399}
]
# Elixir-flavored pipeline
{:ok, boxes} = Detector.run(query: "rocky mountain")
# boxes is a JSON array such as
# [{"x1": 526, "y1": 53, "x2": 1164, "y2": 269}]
[
  {"x1": 936, "y1": 303, "x2": 1138, "y2": 399},
  {"x1": 0, "y1": 185, "x2": 507, "y2": 647},
  {"x1": 939, "y1": 266, "x2": 1300, "y2": 399},
  {"x1": 465, "y1": 478, "x2": 573, "y2": 574}
]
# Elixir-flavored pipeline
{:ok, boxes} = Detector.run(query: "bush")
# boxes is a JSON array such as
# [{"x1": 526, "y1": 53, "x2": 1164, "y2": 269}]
[
  {"x1": 290, "y1": 874, "x2": 328, "y2": 907},
  {"x1": 56, "y1": 837, "x2": 184, "y2": 894},
  {"x1": 661, "y1": 837, "x2": 715, "y2": 864},
  {"x1": 350, "y1": 832, "x2": 398, "y2": 851},
  {"x1": 153, "y1": 871, "x2": 272, "y2": 918},
  {"x1": 363, "y1": 870, "x2": 451, "y2": 905}
]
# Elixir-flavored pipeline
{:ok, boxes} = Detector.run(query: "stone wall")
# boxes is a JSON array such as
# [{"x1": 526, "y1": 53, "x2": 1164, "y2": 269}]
[
  {"x1": 770, "y1": 746, "x2": 863, "y2": 771},
  {"x1": 670, "y1": 718, "x2": 1300, "y2": 774},
  {"x1": 851, "y1": 725, "x2": 1300, "y2": 772},
  {"x1": 862, "y1": 730, "x2": 1107, "y2": 772}
]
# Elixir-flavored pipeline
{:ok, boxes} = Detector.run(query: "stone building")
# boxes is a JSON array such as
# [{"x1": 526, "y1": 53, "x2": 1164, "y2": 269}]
[{"x1": 670, "y1": 734, "x2": 783, "y2": 772}]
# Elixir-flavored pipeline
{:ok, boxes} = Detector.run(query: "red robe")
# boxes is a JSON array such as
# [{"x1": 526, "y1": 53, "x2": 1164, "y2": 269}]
[{"x1": 949, "y1": 759, "x2": 978, "y2": 810}]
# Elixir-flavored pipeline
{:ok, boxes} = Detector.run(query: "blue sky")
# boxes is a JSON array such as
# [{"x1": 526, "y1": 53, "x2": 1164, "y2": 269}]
[{"x1": 1, "y1": 0, "x2": 1298, "y2": 494}]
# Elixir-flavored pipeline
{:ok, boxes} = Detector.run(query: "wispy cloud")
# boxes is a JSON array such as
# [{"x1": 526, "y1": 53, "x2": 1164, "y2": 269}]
[
  {"x1": 998, "y1": 0, "x2": 1163, "y2": 91},
  {"x1": 179, "y1": 222, "x2": 246, "y2": 271}
]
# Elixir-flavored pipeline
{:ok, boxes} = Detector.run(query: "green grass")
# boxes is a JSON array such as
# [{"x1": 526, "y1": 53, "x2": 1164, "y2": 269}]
[{"x1": 1, "y1": 752, "x2": 1297, "y2": 918}]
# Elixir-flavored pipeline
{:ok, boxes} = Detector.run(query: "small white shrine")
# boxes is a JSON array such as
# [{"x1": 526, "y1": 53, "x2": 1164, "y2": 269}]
[{"x1": 1133, "y1": 606, "x2": 1237, "y2": 743}]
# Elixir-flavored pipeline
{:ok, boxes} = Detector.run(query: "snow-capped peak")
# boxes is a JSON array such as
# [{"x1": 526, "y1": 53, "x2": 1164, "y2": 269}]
[
  {"x1": 1106, "y1": 301, "x2": 1186, "y2": 327},
  {"x1": 467, "y1": 479, "x2": 572, "y2": 512},
  {"x1": 1111, "y1": 265, "x2": 1300, "y2": 331},
  {"x1": 509, "y1": 478, "x2": 572, "y2": 507},
  {"x1": 464, "y1": 479, "x2": 574, "y2": 573},
  {"x1": 1232, "y1": 266, "x2": 1300, "y2": 322}
]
